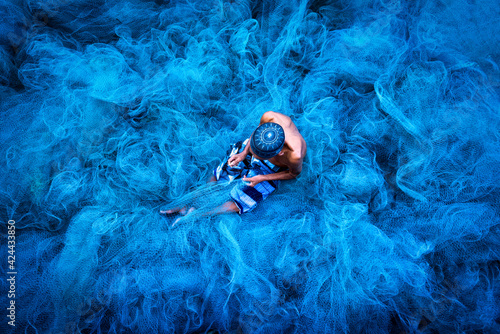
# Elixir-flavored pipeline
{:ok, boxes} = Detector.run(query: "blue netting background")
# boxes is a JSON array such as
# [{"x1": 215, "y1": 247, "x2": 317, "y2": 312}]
[{"x1": 1, "y1": 0, "x2": 500, "y2": 333}]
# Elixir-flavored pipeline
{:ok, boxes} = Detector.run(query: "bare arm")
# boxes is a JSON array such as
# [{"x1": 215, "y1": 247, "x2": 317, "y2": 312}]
[
  {"x1": 228, "y1": 138, "x2": 251, "y2": 166},
  {"x1": 243, "y1": 154, "x2": 303, "y2": 186},
  {"x1": 257, "y1": 169, "x2": 298, "y2": 182},
  {"x1": 241, "y1": 138, "x2": 251, "y2": 155}
]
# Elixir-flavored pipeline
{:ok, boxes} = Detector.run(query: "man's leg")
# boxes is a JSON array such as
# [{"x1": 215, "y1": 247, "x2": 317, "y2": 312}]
[
  {"x1": 167, "y1": 200, "x2": 239, "y2": 228},
  {"x1": 209, "y1": 200, "x2": 239, "y2": 215},
  {"x1": 160, "y1": 199, "x2": 238, "y2": 216},
  {"x1": 160, "y1": 175, "x2": 240, "y2": 227},
  {"x1": 161, "y1": 141, "x2": 245, "y2": 223},
  {"x1": 159, "y1": 175, "x2": 218, "y2": 215}
]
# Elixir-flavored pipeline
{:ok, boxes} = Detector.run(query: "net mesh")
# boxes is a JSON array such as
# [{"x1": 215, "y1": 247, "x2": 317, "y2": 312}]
[{"x1": 1, "y1": 0, "x2": 500, "y2": 333}]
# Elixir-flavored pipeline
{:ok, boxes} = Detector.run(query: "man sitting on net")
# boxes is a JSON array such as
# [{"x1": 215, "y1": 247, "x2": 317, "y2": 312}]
[{"x1": 160, "y1": 111, "x2": 307, "y2": 225}]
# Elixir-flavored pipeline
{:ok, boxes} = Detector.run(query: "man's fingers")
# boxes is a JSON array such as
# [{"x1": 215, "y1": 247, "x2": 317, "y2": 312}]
[
  {"x1": 242, "y1": 177, "x2": 254, "y2": 187},
  {"x1": 228, "y1": 154, "x2": 244, "y2": 166},
  {"x1": 170, "y1": 207, "x2": 195, "y2": 228}
]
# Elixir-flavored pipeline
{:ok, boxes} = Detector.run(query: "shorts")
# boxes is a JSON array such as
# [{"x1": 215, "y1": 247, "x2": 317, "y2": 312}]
[{"x1": 213, "y1": 139, "x2": 285, "y2": 214}]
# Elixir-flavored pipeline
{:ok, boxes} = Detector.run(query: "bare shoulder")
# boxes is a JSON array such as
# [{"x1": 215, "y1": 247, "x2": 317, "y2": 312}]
[
  {"x1": 260, "y1": 110, "x2": 307, "y2": 159},
  {"x1": 260, "y1": 111, "x2": 278, "y2": 124},
  {"x1": 260, "y1": 111, "x2": 292, "y2": 124}
]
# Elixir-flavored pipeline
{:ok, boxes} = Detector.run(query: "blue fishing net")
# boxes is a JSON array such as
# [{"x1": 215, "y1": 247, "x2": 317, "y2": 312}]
[{"x1": 1, "y1": 0, "x2": 499, "y2": 333}]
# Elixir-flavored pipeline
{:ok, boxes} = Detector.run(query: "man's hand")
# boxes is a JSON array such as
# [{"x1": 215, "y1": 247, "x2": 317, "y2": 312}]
[
  {"x1": 243, "y1": 175, "x2": 265, "y2": 187},
  {"x1": 227, "y1": 152, "x2": 246, "y2": 167}
]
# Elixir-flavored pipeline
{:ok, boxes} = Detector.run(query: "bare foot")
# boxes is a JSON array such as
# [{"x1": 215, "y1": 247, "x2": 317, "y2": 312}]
[
  {"x1": 160, "y1": 206, "x2": 187, "y2": 215},
  {"x1": 171, "y1": 207, "x2": 195, "y2": 228}
]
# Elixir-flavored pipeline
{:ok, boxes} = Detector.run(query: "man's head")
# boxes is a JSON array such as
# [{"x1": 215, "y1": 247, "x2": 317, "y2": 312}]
[{"x1": 250, "y1": 122, "x2": 285, "y2": 160}]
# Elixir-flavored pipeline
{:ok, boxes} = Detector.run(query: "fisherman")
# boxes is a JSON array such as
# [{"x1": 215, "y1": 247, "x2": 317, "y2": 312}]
[{"x1": 161, "y1": 111, "x2": 307, "y2": 225}]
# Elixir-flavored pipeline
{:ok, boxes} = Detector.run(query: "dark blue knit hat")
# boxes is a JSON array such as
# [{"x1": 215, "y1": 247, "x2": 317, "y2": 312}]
[{"x1": 250, "y1": 122, "x2": 285, "y2": 159}]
